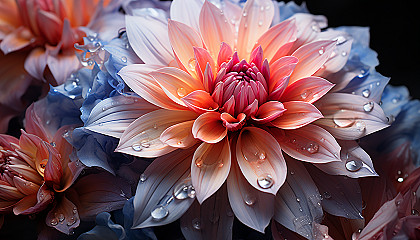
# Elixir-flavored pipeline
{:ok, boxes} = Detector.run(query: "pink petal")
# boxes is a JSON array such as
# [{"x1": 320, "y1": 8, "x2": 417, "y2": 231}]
[
  {"x1": 119, "y1": 64, "x2": 187, "y2": 110},
  {"x1": 236, "y1": 0, "x2": 274, "y2": 60},
  {"x1": 217, "y1": 42, "x2": 233, "y2": 68},
  {"x1": 192, "y1": 112, "x2": 227, "y2": 143},
  {"x1": 44, "y1": 142, "x2": 63, "y2": 188},
  {"x1": 116, "y1": 109, "x2": 198, "y2": 158},
  {"x1": 280, "y1": 76, "x2": 334, "y2": 103},
  {"x1": 191, "y1": 138, "x2": 231, "y2": 203},
  {"x1": 249, "y1": 45, "x2": 264, "y2": 71},
  {"x1": 72, "y1": 172, "x2": 132, "y2": 220},
  {"x1": 125, "y1": 15, "x2": 174, "y2": 65},
  {"x1": 290, "y1": 13, "x2": 328, "y2": 51},
  {"x1": 168, "y1": 20, "x2": 204, "y2": 76},
  {"x1": 60, "y1": 19, "x2": 75, "y2": 50},
  {"x1": 24, "y1": 48, "x2": 48, "y2": 80},
  {"x1": 0, "y1": 184, "x2": 25, "y2": 200},
  {"x1": 150, "y1": 67, "x2": 204, "y2": 107},
  {"x1": 236, "y1": 127, "x2": 287, "y2": 195},
  {"x1": 316, "y1": 140, "x2": 378, "y2": 178},
  {"x1": 199, "y1": 1, "x2": 234, "y2": 58},
  {"x1": 271, "y1": 101, "x2": 323, "y2": 129},
  {"x1": 23, "y1": 102, "x2": 50, "y2": 141},
  {"x1": 132, "y1": 148, "x2": 196, "y2": 228},
  {"x1": 227, "y1": 158, "x2": 274, "y2": 233},
  {"x1": 45, "y1": 195, "x2": 80, "y2": 234},
  {"x1": 254, "y1": 18, "x2": 297, "y2": 63},
  {"x1": 180, "y1": 185, "x2": 234, "y2": 239},
  {"x1": 220, "y1": 112, "x2": 246, "y2": 132},
  {"x1": 85, "y1": 95, "x2": 158, "y2": 139},
  {"x1": 272, "y1": 124, "x2": 341, "y2": 163},
  {"x1": 36, "y1": 9, "x2": 62, "y2": 45},
  {"x1": 46, "y1": 53, "x2": 81, "y2": 86},
  {"x1": 193, "y1": 47, "x2": 215, "y2": 84},
  {"x1": 14, "y1": 183, "x2": 54, "y2": 215},
  {"x1": 289, "y1": 40, "x2": 336, "y2": 85},
  {"x1": 0, "y1": 27, "x2": 33, "y2": 54},
  {"x1": 181, "y1": 90, "x2": 219, "y2": 114},
  {"x1": 314, "y1": 93, "x2": 389, "y2": 140},
  {"x1": 160, "y1": 120, "x2": 199, "y2": 148},
  {"x1": 12, "y1": 176, "x2": 39, "y2": 195},
  {"x1": 268, "y1": 56, "x2": 298, "y2": 96},
  {"x1": 170, "y1": 0, "x2": 204, "y2": 32},
  {"x1": 274, "y1": 157, "x2": 323, "y2": 239},
  {"x1": 252, "y1": 101, "x2": 286, "y2": 123}
]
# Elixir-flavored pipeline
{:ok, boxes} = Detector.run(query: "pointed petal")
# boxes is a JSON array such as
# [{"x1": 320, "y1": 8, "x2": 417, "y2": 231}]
[
  {"x1": 150, "y1": 67, "x2": 204, "y2": 107},
  {"x1": 227, "y1": 158, "x2": 275, "y2": 233},
  {"x1": 308, "y1": 165, "x2": 364, "y2": 219},
  {"x1": 45, "y1": 195, "x2": 80, "y2": 234},
  {"x1": 0, "y1": 184, "x2": 25, "y2": 200},
  {"x1": 0, "y1": 27, "x2": 33, "y2": 54},
  {"x1": 217, "y1": 42, "x2": 233, "y2": 68},
  {"x1": 181, "y1": 90, "x2": 218, "y2": 114},
  {"x1": 192, "y1": 112, "x2": 227, "y2": 143},
  {"x1": 274, "y1": 158, "x2": 323, "y2": 239},
  {"x1": 268, "y1": 56, "x2": 298, "y2": 98},
  {"x1": 255, "y1": 19, "x2": 297, "y2": 63},
  {"x1": 193, "y1": 47, "x2": 215, "y2": 84},
  {"x1": 119, "y1": 64, "x2": 187, "y2": 110},
  {"x1": 46, "y1": 53, "x2": 81, "y2": 86},
  {"x1": 236, "y1": 127, "x2": 287, "y2": 195},
  {"x1": 160, "y1": 120, "x2": 199, "y2": 148},
  {"x1": 236, "y1": 0, "x2": 274, "y2": 60},
  {"x1": 12, "y1": 176, "x2": 39, "y2": 196},
  {"x1": 168, "y1": 20, "x2": 204, "y2": 75},
  {"x1": 290, "y1": 13, "x2": 328, "y2": 51},
  {"x1": 14, "y1": 183, "x2": 54, "y2": 215},
  {"x1": 314, "y1": 93, "x2": 389, "y2": 140},
  {"x1": 132, "y1": 148, "x2": 196, "y2": 228},
  {"x1": 44, "y1": 142, "x2": 63, "y2": 188},
  {"x1": 180, "y1": 185, "x2": 234, "y2": 240},
  {"x1": 199, "y1": 1, "x2": 234, "y2": 58},
  {"x1": 280, "y1": 77, "x2": 334, "y2": 103},
  {"x1": 252, "y1": 101, "x2": 286, "y2": 124},
  {"x1": 116, "y1": 109, "x2": 198, "y2": 157},
  {"x1": 289, "y1": 40, "x2": 336, "y2": 84},
  {"x1": 273, "y1": 124, "x2": 341, "y2": 163},
  {"x1": 316, "y1": 140, "x2": 378, "y2": 178},
  {"x1": 191, "y1": 138, "x2": 231, "y2": 203},
  {"x1": 24, "y1": 47, "x2": 48, "y2": 80},
  {"x1": 125, "y1": 15, "x2": 174, "y2": 65},
  {"x1": 36, "y1": 10, "x2": 62, "y2": 45},
  {"x1": 72, "y1": 172, "x2": 132, "y2": 219},
  {"x1": 271, "y1": 101, "x2": 323, "y2": 129},
  {"x1": 170, "y1": 0, "x2": 204, "y2": 32},
  {"x1": 85, "y1": 95, "x2": 158, "y2": 139}
]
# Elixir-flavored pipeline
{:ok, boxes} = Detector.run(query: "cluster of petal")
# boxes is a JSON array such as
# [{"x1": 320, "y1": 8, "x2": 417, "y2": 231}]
[{"x1": 82, "y1": 0, "x2": 389, "y2": 237}]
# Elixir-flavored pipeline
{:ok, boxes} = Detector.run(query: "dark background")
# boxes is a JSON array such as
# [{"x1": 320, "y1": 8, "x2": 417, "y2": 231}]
[{"x1": 299, "y1": 0, "x2": 420, "y2": 99}]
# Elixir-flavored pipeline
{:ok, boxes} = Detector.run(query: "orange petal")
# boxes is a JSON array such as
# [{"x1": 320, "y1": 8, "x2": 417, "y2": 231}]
[
  {"x1": 181, "y1": 90, "x2": 218, "y2": 114},
  {"x1": 268, "y1": 56, "x2": 298, "y2": 94},
  {"x1": 116, "y1": 109, "x2": 198, "y2": 158},
  {"x1": 199, "y1": 1, "x2": 234, "y2": 58},
  {"x1": 191, "y1": 138, "x2": 231, "y2": 203},
  {"x1": 220, "y1": 112, "x2": 246, "y2": 132},
  {"x1": 271, "y1": 124, "x2": 341, "y2": 163},
  {"x1": 150, "y1": 67, "x2": 204, "y2": 107},
  {"x1": 236, "y1": 0, "x2": 274, "y2": 60},
  {"x1": 36, "y1": 9, "x2": 62, "y2": 45},
  {"x1": 271, "y1": 101, "x2": 323, "y2": 129},
  {"x1": 280, "y1": 76, "x2": 334, "y2": 103},
  {"x1": 192, "y1": 112, "x2": 227, "y2": 143},
  {"x1": 0, "y1": 27, "x2": 33, "y2": 54},
  {"x1": 252, "y1": 101, "x2": 286, "y2": 123},
  {"x1": 289, "y1": 40, "x2": 336, "y2": 85},
  {"x1": 13, "y1": 176, "x2": 39, "y2": 195},
  {"x1": 236, "y1": 127, "x2": 287, "y2": 195},
  {"x1": 160, "y1": 120, "x2": 199, "y2": 148}
]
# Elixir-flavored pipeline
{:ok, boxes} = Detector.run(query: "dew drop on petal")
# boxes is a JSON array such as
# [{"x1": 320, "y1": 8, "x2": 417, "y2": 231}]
[
  {"x1": 173, "y1": 180, "x2": 191, "y2": 200},
  {"x1": 192, "y1": 218, "x2": 201, "y2": 230},
  {"x1": 187, "y1": 58, "x2": 196, "y2": 72},
  {"x1": 355, "y1": 121, "x2": 366, "y2": 132},
  {"x1": 139, "y1": 173, "x2": 147, "y2": 182},
  {"x1": 345, "y1": 159, "x2": 362, "y2": 172},
  {"x1": 363, "y1": 102, "x2": 374, "y2": 112},
  {"x1": 141, "y1": 141, "x2": 151, "y2": 148},
  {"x1": 56, "y1": 213, "x2": 65, "y2": 222},
  {"x1": 151, "y1": 205, "x2": 169, "y2": 220},
  {"x1": 50, "y1": 218, "x2": 58, "y2": 226},
  {"x1": 188, "y1": 187, "x2": 196, "y2": 198},
  {"x1": 411, "y1": 209, "x2": 419, "y2": 215},
  {"x1": 177, "y1": 87, "x2": 187, "y2": 97},
  {"x1": 341, "y1": 51, "x2": 347, "y2": 57},
  {"x1": 132, "y1": 144, "x2": 142, "y2": 151},
  {"x1": 305, "y1": 142, "x2": 319, "y2": 154},
  {"x1": 318, "y1": 48, "x2": 324, "y2": 55},
  {"x1": 258, "y1": 20, "x2": 263, "y2": 26},
  {"x1": 121, "y1": 56, "x2": 127, "y2": 63},
  {"x1": 362, "y1": 89, "x2": 371, "y2": 98},
  {"x1": 244, "y1": 194, "x2": 257, "y2": 206},
  {"x1": 257, "y1": 174, "x2": 274, "y2": 189},
  {"x1": 333, "y1": 117, "x2": 354, "y2": 128},
  {"x1": 301, "y1": 91, "x2": 308, "y2": 99},
  {"x1": 323, "y1": 192, "x2": 331, "y2": 199}
]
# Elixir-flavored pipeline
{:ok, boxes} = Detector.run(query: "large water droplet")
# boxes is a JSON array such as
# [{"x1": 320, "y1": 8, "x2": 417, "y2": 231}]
[
  {"x1": 363, "y1": 102, "x2": 374, "y2": 112},
  {"x1": 192, "y1": 218, "x2": 201, "y2": 230},
  {"x1": 258, "y1": 20, "x2": 263, "y2": 26},
  {"x1": 151, "y1": 205, "x2": 169, "y2": 220},
  {"x1": 361, "y1": 89, "x2": 371, "y2": 98},
  {"x1": 301, "y1": 91, "x2": 308, "y2": 99},
  {"x1": 177, "y1": 87, "x2": 187, "y2": 97},
  {"x1": 132, "y1": 144, "x2": 142, "y2": 151},
  {"x1": 345, "y1": 159, "x2": 362, "y2": 172},
  {"x1": 173, "y1": 178, "x2": 193, "y2": 200},
  {"x1": 333, "y1": 112, "x2": 355, "y2": 128},
  {"x1": 187, "y1": 58, "x2": 196, "y2": 72},
  {"x1": 355, "y1": 121, "x2": 366, "y2": 132},
  {"x1": 257, "y1": 174, "x2": 274, "y2": 189},
  {"x1": 244, "y1": 194, "x2": 256, "y2": 206}
]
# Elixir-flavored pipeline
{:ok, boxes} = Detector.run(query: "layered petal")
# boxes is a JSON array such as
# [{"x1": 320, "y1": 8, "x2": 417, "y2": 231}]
[
  {"x1": 160, "y1": 120, "x2": 198, "y2": 148},
  {"x1": 192, "y1": 112, "x2": 227, "y2": 143},
  {"x1": 170, "y1": 0, "x2": 204, "y2": 32},
  {"x1": 271, "y1": 101, "x2": 323, "y2": 129},
  {"x1": 280, "y1": 76, "x2": 334, "y2": 103}
]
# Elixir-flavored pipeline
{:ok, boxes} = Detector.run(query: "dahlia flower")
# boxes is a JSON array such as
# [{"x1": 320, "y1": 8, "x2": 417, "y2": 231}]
[{"x1": 86, "y1": 0, "x2": 390, "y2": 237}]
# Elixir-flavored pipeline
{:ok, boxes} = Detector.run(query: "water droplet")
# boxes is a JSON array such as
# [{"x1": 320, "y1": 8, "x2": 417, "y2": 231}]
[
  {"x1": 188, "y1": 187, "x2": 196, "y2": 198},
  {"x1": 301, "y1": 91, "x2": 308, "y2": 99},
  {"x1": 132, "y1": 144, "x2": 142, "y2": 151},
  {"x1": 151, "y1": 205, "x2": 169, "y2": 220},
  {"x1": 305, "y1": 143, "x2": 319, "y2": 154},
  {"x1": 72, "y1": 207, "x2": 77, "y2": 214},
  {"x1": 173, "y1": 179, "x2": 192, "y2": 200},
  {"x1": 333, "y1": 111, "x2": 355, "y2": 128},
  {"x1": 257, "y1": 174, "x2": 274, "y2": 189},
  {"x1": 355, "y1": 121, "x2": 366, "y2": 132},
  {"x1": 361, "y1": 89, "x2": 371, "y2": 98},
  {"x1": 50, "y1": 142, "x2": 56, "y2": 147},
  {"x1": 242, "y1": 12, "x2": 247, "y2": 17},
  {"x1": 363, "y1": 102, "x2": 374, "y2": 112},
  {"x1": 345, "y1": 159, "x2": 362, "y2": 172},
  {"x1": 140, "y1": 173, "x2": 147, "y2": 182},
  {"x1": 323, "y1": 192, "x2": 331, "y2": 199},
  {"x1": 50, "y1": 218, "x2": 58, "y2": 226},
  {"x1": 258, "y1": 20, "x2": 263, "y2": 26},
  {"x1": 141, "y1": 141, "x2": 151, "y2": 148},
  {"x1": 296, "y1": 198, "x2": 300, "y2": 202},
  {"x1": 64, "y1": 78, "x2": 80, "y2": 92},
  {"x1": 177, "y1": 87, "x2": 187, "y2": 97},
  {"x1": 260, "y1": 6, "x2": 265, "y2": 11},
  {"x1": 411, "y1": 209, "x2": 419, "y2": 215},
  {"x1": 67, "y1": 217, "x2": 76, "y2": 226},
  {"x1": 121, "y1": 56, "x2": 127, "y2": 63},
  {"x1": 311, "y1": 24, "x2": 320, "y2": 32},
  {"x1": 187, "y1": 58, "x2": 196, "y2": 72},
  {"x1": 195, "y1": 158, "x2": 203, "y2": 168},
  {"x1": 397, "y1": 177, "x2": 404, "y2": 183},
  {"x1": 341, "y1": 51, "x2": 347, "y2": 57},
  {"x1": 56, "y1": 213, "x2": 65, "y2": 222},
  {"x1": 192, "y1": 218, "x2": 201, "y2": 230},
  {"x1": 318, "y1": 48, "x2": 324, "y2": 55},
  {"x1": 244, "y1": 194, "x2": 256, "y2": 206},
  {"x1": 299, "y1": 208, "x2": 303, "y2": 212}
]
